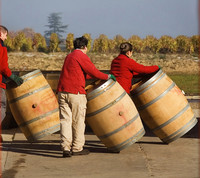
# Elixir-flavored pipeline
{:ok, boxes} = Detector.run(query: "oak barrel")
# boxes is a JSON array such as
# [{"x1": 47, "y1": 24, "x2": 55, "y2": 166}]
[
  {"x1": 6, "y1": 69, "x2": 60, "y2": 141},
  {"x1": 130, "y1": 69, "x2": 197, "y2": 143},
  {"x1": 86, "y1": 79, "x2": 145, "y2": 152}
]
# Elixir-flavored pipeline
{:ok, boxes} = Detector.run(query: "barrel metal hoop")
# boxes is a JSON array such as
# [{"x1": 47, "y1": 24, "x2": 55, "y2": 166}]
[
  {"x1": 27, "y1": 123, "x2": 60, "y2": 141},
  {"x1": 20, "y1": 69, "x2": 41, "y2": 80},
  {"x1": 138, "y1": 82, "x2": 176, "y2": 111},
  {"x1": 9, "y1": 84, "x2": 51, "y2": 104},
  {"x1": 22, "y1": 72, "x2": 42, "y2": 83},
  {"x1": 113, "y1": 129, "x2": 145, "y2": 152},
  {"x1": 19, "y1": 108, "x2": 59, "y2": 128},
  {"x1": 107, "y1": 128, "x2": 145, "y2": 151},
  {"x1": 87, "y1": 79, "x2": 115, "y2": 101},
  {"x1": 132, "y1": 69, "x2": 163, "y2": 94},
  {"x1": 86, "y1": 91, "x2": 126, "y2": 117},
  {"x1": 161, "y1": 115, "x2": 197, "y2": 143},
  {"x1": 132, "y1": 73, "x2": 166, "y2": 97},
  {"x1": 98, "y1": 113, "x2": 140, "y2": 139},
  {"x1": 152, "y1": 103, "x2": 190, "y2": 132}
]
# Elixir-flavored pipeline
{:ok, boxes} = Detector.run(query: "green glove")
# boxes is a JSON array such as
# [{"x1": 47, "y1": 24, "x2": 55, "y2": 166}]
[
  {"x1": 108, "y1": 74, "x2": 116, "y2": 81},
  {"x1": 158, "y1": 65, "x2": 161, "y2": 69},
  {"x1": 9, "y1": 74, "x2": 23, "y2": 86}
]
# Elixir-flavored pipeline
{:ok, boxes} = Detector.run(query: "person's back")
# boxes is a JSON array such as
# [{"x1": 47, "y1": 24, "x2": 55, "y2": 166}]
[
  {"x1": 111, "y1": 54, "x2": 135, "y2": 93},
  {"x1": 0, "y1": 25, "x2": 23, "y2": 135},
  {"x1": 110, "y1": 42, "x2": 159, "y2": 94},
  {"x1": 57, "y1": 49, "x2": 90, "y2": 94},
  {"x1": 57, "y1": 48, "x2": 109, "y2": 94},
  {"x1": 57, "y1": 36, "x2": 115, "y2": 158}
]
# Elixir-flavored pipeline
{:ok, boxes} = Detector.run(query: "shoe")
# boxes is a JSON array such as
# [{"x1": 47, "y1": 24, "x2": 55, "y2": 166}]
[
  {"x1": 63, "y1": 151, "x2": 72, "y2": 158},
  {"x1": 72, "y1": 149, "x2": 90, "y2": 156}
]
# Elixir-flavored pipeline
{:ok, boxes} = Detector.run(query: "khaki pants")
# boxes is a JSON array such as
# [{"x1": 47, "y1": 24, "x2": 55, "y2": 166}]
[
  {"x1": 0, "y1": 88, "x2": 6, "y2": 123},
  {"x1": 58, "y1": 92, "x2": 87, "y2": 152}
]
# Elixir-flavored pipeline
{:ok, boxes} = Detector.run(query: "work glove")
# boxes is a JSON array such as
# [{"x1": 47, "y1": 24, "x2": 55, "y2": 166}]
[
  {"x1": 158, "y1": 65, "x2": 161, "y2": 69},
  {"x1": 9, "y1": 74, "x2": 23, "y2": 86},
  {"x1": 108, "y1": 74, "x2": 116, "y2": 81}
]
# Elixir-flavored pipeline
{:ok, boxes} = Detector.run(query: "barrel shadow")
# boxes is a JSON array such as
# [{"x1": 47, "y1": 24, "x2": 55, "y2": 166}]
[
  {"x1": 86, "y1": 120, "x2": 199, "y2": 142},
  {"x1": 85, "y1": 140, "x2": 110, "y2": 153},
  {"x1": 2, "y1": 140, "x2": 62, "y2": 158}
]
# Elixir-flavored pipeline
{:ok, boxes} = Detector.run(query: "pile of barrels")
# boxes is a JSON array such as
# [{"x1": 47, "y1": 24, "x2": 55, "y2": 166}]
[{"x1": 6, "y1": 69, "x2": 197, "y2": 152}]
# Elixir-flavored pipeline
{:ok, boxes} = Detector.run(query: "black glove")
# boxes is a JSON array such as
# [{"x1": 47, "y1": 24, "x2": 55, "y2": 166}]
[
  {"x1": 108, "y1": 74, "x2": 116, "y2": 81},
  {"x1": 9, "y1": 74, "x2": 23, "y2": 86}
]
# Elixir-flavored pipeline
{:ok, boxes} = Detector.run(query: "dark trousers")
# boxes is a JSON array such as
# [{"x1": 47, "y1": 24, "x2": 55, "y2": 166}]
[{"x1": 0, "y1": 88, "x2": 6, "y2": 122}]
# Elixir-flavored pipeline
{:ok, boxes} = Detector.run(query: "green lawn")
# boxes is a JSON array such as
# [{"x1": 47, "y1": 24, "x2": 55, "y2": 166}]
[{"x1": 168, "y1": 74, "x2": 199, "y2": 95}]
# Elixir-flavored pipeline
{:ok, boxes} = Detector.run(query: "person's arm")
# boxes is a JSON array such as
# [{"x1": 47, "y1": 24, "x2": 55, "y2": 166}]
[
  {"x1": 0, "y1": 45, "x2": 12, "y2": 77},
  {"x1": 79, "y1": 55, "x2": 109, "y2": 80},
  {"x1": 128, "y1": 58, "x2": 159, "y2": 74},
  {"x1": 0, "y1": 46, "x2": 23, "y2": 86}
]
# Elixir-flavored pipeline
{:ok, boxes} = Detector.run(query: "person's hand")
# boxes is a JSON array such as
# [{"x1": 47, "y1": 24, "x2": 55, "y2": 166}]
[
  {"x1": 9, "y1": 74, "x2": 23, "y2": 86},
  {"x1": 108, "y1": 74, "x2": 116, "y2": 81},
  {"x1": 158, "y1": 65, "x2": 161, "y2": 69}
]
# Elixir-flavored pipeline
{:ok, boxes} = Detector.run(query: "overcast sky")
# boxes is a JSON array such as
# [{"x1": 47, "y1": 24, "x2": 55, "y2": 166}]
[{"x1": 1, "y1": 0, "x2": 199, "y2": 39}]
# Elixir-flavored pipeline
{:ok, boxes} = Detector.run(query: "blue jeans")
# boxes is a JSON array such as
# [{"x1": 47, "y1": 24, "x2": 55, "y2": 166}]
[{"x1": 0, "y1": 88, "x2": 7, "y2": 122}]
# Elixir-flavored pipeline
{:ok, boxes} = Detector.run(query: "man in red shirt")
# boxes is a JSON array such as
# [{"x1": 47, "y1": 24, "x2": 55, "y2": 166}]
[
  {"x1": 110, "y1": 42, "x2": 159, "y2": 94},
  {"x1": 57, "y1": 36, "x2": 115, "y2": 157},
  {"x1": 0, "y1": 25, "x2": 23, "y2": 129}
]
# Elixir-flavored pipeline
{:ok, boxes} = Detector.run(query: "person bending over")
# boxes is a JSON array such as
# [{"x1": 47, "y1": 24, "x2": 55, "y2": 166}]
[
  {"x1": 110, "y1": 42, "x2": 159, "y2": 94},
  {"x1": 0, "y1": 25, "x2": 23, "y2": 134},
  {"x1": 57, "y1": 36, "x2": 115, "y2": 158}
]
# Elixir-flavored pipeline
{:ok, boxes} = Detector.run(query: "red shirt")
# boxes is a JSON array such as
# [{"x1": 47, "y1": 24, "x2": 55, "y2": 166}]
[
  {"x1": 0, "y1": 40, "x2": 12, "y2": 89},
  {"x1": 110, "y1": 54, "x2": 159, "y2": 94},
  {"x1": 57, "y1": 49, "x2": 109, "y2": 94}
]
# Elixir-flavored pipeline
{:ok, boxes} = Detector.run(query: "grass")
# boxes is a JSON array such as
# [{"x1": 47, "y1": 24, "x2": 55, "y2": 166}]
[{"x1": 168, "y1": 74, "x2": 199, "y2": 95}]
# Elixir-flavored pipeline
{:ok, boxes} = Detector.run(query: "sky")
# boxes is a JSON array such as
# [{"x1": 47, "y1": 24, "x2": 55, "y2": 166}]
[{"x1": 0, "y1": 0, "x2": 199, "y2": 39}]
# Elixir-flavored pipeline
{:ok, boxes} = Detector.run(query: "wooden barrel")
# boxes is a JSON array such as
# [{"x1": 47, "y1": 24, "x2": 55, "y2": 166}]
[
  {"x1": 45, "y1": 73, "x2": 60, "y2": 94},
  {"x1": 6, "y1": 69, "x2": 60, "y2": 141},
  {"x1": 130, "y1": 69, "x2": 197, "y2": 143},
  {"x1": 86, "y1": 79, "x2": 145, "y2": 152}
]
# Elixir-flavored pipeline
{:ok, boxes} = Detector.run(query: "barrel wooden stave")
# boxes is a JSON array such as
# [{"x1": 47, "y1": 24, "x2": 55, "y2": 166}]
[
  {"x1": 131, "y1": 69, "x2": 197, "y2": 143},
  {"x1": 8, "y1": 71, "x2": 47, "y2": 99},
  {"x1": 86, "y1": 80, "x2": 145, "y2": 151},
  {"x1": 9, "y1": 89, "x2": 57, "y2": 122},
  {"x1": 45, "y1": 73, "x2": 60, "y2": 93},
  {"x1": 154, "y1": 107, "x2": 195, "y2": 139},
  {"x1": 132, "y1": 74, "x2": 173, "y2": 107},
  {"x1": 138, "y1": 87, "x2": 189, "y2": 129},
  {"x1": 87, "y1": 86, "x2": 126, "y2": 116},
  {"x1": 20, "y1": 112, "x2": 59, "y2": 141},
  {"x1": 87, "y1": 94, "x2": 139, "y2": 135},
  {"x1": 100, "y1": 118, "x2": 144, "y2": 148},
  {"x1": 6, "y1": 70, "x2": 60, "y2": 141}
]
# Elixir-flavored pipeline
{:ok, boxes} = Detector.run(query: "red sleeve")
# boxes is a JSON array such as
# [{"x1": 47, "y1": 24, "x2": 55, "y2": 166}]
[
  {"x1": 86, "y1": 74, "x2": 93, "y2": 80},
  {"x1": 0, "y1": 45, "x2": 12, "y2": 77},
  {"x1": 78, "y1": 54, "x2": 109, "y2": 80},
  {"x1": 128, "y1": 58, "x2": 159, "y2": 74}
]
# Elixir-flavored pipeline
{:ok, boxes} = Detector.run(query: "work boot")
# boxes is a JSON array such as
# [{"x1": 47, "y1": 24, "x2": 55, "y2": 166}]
[
  {"x1": 72, "y1": 149, "x2": 90, "y2": 156},
  {"x1": 63, "y1": 151, "x2": 72, "y2": 158}
]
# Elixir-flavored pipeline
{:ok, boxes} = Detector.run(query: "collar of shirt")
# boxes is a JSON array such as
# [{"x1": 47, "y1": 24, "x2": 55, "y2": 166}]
[{"x1": 75, "y1": 49, "x2": 84, "y2": 53}]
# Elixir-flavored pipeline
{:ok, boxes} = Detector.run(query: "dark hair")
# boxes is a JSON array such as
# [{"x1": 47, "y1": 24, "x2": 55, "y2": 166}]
[
  {"x1": 0, "y1": 25, "x2": 8, "y2": 33},
  {"x1": 73, "y1": 36, "x2": 88, "y2": 49},
  {"x1": 120, "y1": 42, "x2": 132, "y2": 55}
]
